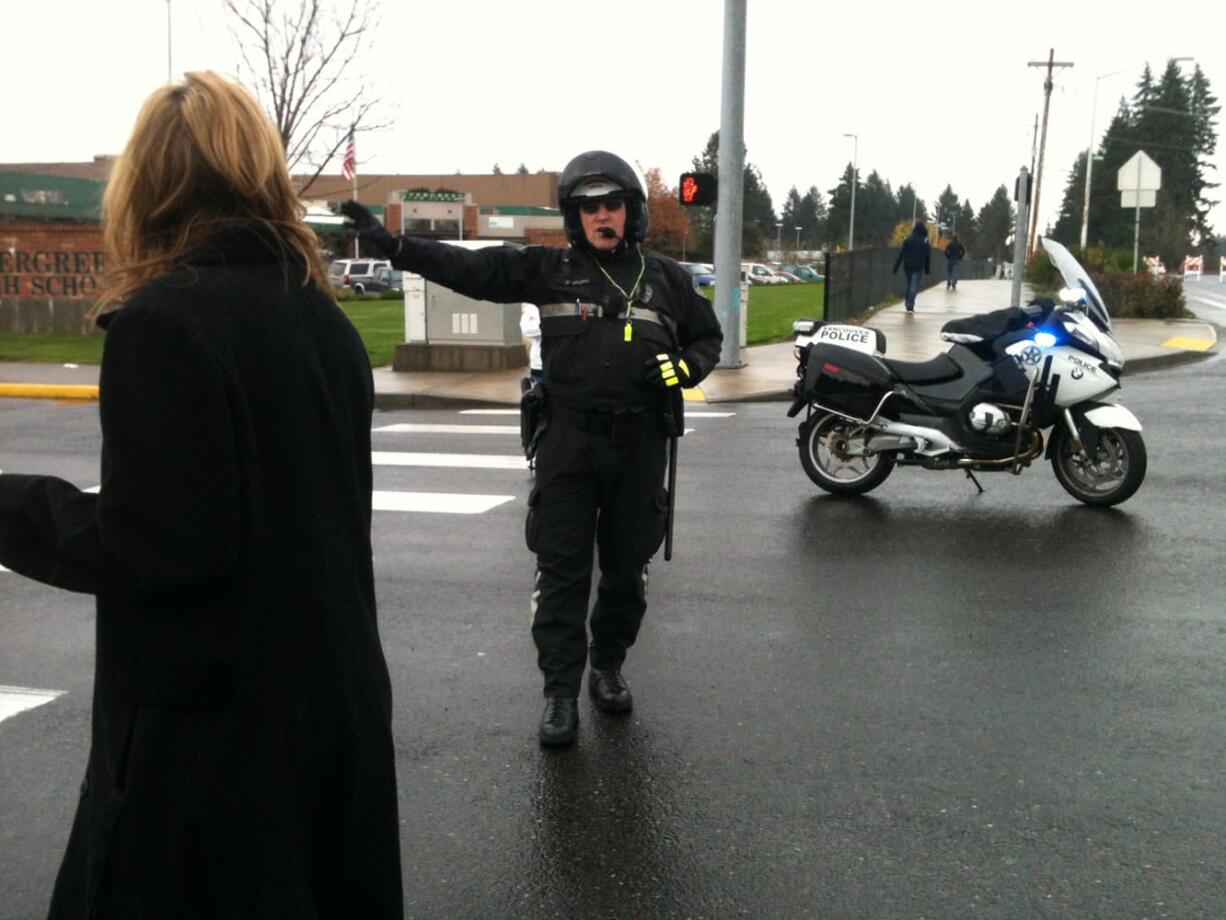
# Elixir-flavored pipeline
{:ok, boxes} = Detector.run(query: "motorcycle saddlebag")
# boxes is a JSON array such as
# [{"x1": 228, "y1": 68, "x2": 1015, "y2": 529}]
[{"x1": 800, "y1": 342, "x2": 893, "y2": 419}]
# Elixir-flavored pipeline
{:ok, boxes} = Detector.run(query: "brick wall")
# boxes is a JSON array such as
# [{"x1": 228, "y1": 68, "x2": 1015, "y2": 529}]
[{"x1": 0, "y1": 221, "x2": 106, "y2": 334}]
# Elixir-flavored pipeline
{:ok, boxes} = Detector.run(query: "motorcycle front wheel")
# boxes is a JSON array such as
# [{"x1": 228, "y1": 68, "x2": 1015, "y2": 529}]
[
  {"x1": 798, "y1": 411, "x2": 894, "y2": 495},
  {"x1": 1049, "y1": 425, "x2": 1147, "y2": 506}
]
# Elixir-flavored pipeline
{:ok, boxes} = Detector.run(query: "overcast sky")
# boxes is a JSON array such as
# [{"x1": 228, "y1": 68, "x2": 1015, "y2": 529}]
[{"x1": 3, "y1": 0, "x2": 1224, "y2": 243}]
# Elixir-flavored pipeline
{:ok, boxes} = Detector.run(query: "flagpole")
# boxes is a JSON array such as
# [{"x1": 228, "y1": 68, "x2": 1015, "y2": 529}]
[{"x1": 352, "y1": 170, "x2": 359, "y2": 259}]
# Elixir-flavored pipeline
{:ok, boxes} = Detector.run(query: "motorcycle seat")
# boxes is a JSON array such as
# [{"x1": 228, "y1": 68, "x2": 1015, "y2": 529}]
[{"x1": 882, "y1": 353, "x2": 962, "y2": 384}]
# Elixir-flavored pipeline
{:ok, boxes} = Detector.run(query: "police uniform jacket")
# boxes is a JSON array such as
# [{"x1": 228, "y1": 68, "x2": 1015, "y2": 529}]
[
  {"x1": 389, "y1": 238, "x2": 723, "y2": 412},
  {"x1": 0, "y1": 228, "x2": 403, "y2": 918}
]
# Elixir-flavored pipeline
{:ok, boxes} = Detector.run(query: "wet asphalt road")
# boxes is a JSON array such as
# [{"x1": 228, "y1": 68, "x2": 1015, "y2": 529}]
[{"x1": 1, "y1": 354, "x2": 1224, "y2": 919}]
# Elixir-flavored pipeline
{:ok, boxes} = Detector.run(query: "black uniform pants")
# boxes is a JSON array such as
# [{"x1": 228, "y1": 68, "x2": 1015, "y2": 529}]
[{"x1": 525, "y1": 409, "x2": 670, "y2": 698}]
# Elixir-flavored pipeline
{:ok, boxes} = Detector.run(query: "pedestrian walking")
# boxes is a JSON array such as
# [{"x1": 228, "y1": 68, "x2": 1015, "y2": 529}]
[
  {"x1": 892, "y1": 221, "x2": 931, "y2": 312},
  {"x1": 945, "y1": 233, "x2": 966, "y2": 290},
  {"x1": 520, "y1": 302, "x2": 544, "y2": 385},
  {"x1": 343, "y1": 150, "x2": 723, "y2": 747},
  {"x1": 0, "y1": 72, "x2": 403, "y2": 918}
]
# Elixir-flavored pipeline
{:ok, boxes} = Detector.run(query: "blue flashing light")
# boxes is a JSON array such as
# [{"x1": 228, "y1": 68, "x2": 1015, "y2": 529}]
[{"x1": 1033, "y1": 331, "x2": 1058, "y2": 348}]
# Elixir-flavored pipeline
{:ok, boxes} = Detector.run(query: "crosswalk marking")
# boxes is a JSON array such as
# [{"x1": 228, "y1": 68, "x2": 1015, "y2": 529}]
[
  {"x1": 0, "y1": 686, "x2": 64, "y2": 724},
  {"x1": 459, "y1": 409, "x2": 520, "y2": 416},
  {"x1": 372, "y1": 490, "x2": 516, "y2": 514},
  {"x1": 372, "y1": 451, "x2": 528, "y2": 470},
  {"x1": 684, "y1": 411, "x2": 736, "y2": 418},
  {"x1": 374, "y1": 423, "x2": 519, "y2": 435}
]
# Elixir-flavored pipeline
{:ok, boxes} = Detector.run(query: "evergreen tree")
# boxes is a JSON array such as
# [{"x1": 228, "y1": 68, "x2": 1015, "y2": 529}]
[
  {"x1": 895, "y1": 183, "x2": 928, "y2": 226},
  {"x1": 934, "y1": 185, "x2": 960, "y2": 237},
  {"x1": 976, "y1": 185, "x2": 1015, "y2": 262},
  {"x1": 688, "y1": 131, "x2": 778, "y2": 259},
  {"x1": 798, "y1": 186, "x2": 827, "y2": 249},
  {"x1": 516, "y1": 163, "x2": 529, "y2": 176},
  {"x1": 1050, "y1": 151, "x2": 1088, "y2": 245},
  {"x1": 826, "y1": 163, "x2": 858, "y2": 249},
  {"x1": 780, "y1": 187, "x2": 803, "y2": 252},
  {"x1": 1087, "y1": 98, "x2": 1137, "y2": 249},
  {"x1": 858, "y1": 170, "x2": 897, "y2": 246},
  {"x1": 1187, "y1": 63, "x2": 1220, "y2": 249},
  {"x1": 957, "y1": 199, "x2": 977, "y2": 252}
]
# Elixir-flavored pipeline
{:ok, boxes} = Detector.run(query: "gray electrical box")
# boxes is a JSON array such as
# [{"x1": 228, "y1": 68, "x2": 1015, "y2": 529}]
[{"x1": 393, "y1": 241, "x2": 528, "y2": 372}]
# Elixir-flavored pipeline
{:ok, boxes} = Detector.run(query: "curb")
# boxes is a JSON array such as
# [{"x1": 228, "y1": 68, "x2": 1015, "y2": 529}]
[{"x1": 0, "y1": 383, "x2": 99, "y2": 401}]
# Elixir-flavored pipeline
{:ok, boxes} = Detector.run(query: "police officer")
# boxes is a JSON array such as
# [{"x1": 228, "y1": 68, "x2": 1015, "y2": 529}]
[{"x1": 342, "y1": 150, "x2": 722, "y2": 747}]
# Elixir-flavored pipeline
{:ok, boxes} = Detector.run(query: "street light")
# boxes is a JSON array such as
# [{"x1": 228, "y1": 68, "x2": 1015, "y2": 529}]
[
  {"x1": 1081, "y1": 57, "x2": 1192, "y2": 249},
  {"x1": 842, "y1": 133, "x2": 858, "y2": 251},
  {"x1": 794, "y1": 225, "x2": 801, "y2": 252}
]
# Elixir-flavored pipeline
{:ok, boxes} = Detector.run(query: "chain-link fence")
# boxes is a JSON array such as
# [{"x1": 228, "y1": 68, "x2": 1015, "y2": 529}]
[{"x1": 821, "y1": 248, "x2": 995, "y2": 322}]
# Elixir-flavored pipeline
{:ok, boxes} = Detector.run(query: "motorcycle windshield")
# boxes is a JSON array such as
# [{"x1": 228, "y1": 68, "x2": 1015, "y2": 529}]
[{"x1": 1041, "y1": 238, "x2": 1111, "y2": 331}]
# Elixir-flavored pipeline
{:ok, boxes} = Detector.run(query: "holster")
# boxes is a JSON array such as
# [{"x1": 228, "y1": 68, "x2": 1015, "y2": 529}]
[{"x1": 520, "y1": 382, "x2": 548, "y2": 460}]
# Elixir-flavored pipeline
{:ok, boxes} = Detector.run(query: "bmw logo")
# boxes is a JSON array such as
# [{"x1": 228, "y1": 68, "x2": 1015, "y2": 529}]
[{"x1": 1070, "y1": 366, "x2": 1084, "y2": 380}]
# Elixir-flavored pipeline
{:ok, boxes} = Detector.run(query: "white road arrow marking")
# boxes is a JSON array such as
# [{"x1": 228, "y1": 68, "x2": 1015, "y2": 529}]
[{"x1": 0, "y1": 686, "x2": 65, "y2": 724}]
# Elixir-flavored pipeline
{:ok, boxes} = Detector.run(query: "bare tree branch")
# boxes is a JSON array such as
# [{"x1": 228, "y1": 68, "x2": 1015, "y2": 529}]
[{"x1": 226, "y1": 0, "x2": 386, "y2": 183}]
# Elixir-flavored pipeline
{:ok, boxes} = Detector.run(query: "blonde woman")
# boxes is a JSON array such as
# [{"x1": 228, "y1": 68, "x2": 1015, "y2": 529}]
[{"x1": 0, "y1": 72, "x2": 403, "y2": 917}]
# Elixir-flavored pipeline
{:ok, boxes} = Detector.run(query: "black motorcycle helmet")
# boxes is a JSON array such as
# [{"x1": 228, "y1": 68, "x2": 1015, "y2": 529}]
[{"x1": 558, "y1": 150, "x2": 649, "y2": 249}]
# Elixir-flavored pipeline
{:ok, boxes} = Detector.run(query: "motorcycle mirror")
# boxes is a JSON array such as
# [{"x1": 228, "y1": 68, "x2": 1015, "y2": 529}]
[{"x1": 1058, "y1": 286, "x2": 1086, "y2": 305}]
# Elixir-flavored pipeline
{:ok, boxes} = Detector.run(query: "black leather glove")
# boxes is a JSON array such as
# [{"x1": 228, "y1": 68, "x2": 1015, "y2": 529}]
[
  {"x1": 340, "y1": 200, "x2": 400, "y2": 258},
  {"x1": 644, "y1": 352, "x2": 694, "y2": 389}
]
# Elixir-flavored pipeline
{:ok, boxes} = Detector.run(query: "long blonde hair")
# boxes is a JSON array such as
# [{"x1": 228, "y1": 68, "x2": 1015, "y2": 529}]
[{"x1": 94, "y1": 71, "x2": 328, "y2": 316}]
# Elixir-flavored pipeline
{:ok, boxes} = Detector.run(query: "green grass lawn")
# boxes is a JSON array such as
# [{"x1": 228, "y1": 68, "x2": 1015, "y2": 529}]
[
  {"x1": 0, "y1": 332, "x2": 105, "y2": 364},
  {"x1": 338, "y1": 299, "x2": 403, "y2": 366},
  {"x1": 0, "y1": 284, "x2": 821, "y2": 367},
  {"x1": 706, "y1": 281, "x2": 824, "y2": 345}
]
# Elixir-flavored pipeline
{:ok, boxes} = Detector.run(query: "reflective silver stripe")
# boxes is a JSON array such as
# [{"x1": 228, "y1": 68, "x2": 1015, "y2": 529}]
[
  {"x1": 540, "y1": 302, "x2": 602, "y2": 317},
  {"x1": 538, "y1": 302, "x2": 666, "y2": 326}
]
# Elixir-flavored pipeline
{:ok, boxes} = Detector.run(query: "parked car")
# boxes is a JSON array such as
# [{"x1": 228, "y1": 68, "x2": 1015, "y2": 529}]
[
  {"x1": 777, "y1": 263, "x2": 825, "y2": 282},
  {"x1": 680, "y1": 261, "x2": 716, "y2": 287},
  {"x1": 741, "y1": 262, "x2": 783, "y2": 285},
  {"x1": 775, "y1": 271, "x2": 802, "y2": 284},
  {"x1": 364, "y1": 265, "x2": 404, "y2": 294},
  {"x1": 327, "y1": 258, "x2": 392, "y2": 294}
]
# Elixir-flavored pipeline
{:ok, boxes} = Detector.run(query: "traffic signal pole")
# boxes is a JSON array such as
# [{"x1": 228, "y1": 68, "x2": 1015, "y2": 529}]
[{"x1": 713, "y1": 0, "x2": 747, "y2": 368}]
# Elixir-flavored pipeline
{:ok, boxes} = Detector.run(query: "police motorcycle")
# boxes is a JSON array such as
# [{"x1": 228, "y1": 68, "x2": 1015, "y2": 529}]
[{"x1": 786, "y1": 238, "x2": 1146, "y2": 506}]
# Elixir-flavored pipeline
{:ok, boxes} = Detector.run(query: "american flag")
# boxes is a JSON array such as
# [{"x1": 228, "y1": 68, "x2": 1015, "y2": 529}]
[{"x1": 340, "y1": 129, "x2": 356, "y2": 181}]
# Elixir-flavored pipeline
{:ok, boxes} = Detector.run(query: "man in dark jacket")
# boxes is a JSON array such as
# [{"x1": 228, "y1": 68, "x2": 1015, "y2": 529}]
[
  {"x1": 945, "y1": 234, "x2": 966, "y2": 290},
  {"x1": 892, "y1": 221, "x2": 931, "y2": 312},
  {"x1": 344, "y1": 150, "x2": 723, "y2": 747}
]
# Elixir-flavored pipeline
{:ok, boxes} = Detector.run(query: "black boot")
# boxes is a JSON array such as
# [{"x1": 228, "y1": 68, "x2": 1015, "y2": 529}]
[
  {"x1": 539, "y1": 697, "x2": 578, "y2": 747},
  {"x1": 588, "y1": 668, "x2": 633, "y2": 713}
]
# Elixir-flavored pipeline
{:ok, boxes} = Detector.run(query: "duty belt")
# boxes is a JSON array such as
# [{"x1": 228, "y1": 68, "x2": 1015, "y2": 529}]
[{"x1": 539, "y1": 302, "x2": 675, "y2": 336}]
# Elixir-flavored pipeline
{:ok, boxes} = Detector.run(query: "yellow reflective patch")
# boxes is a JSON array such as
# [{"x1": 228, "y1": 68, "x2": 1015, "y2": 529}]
[{"x1": 1161, "y1": 336, "x2": 1215, "y2": 351}]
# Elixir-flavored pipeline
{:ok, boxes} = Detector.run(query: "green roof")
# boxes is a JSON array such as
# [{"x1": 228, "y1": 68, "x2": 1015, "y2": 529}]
[
  {"x1": 478, "y1": 206, "x2": 560, "y2": 217},
  {"x1": 0, "y1": 173, "x2": 103, "y2": 220},
  {"x1": 402, "y1": 191, "x2": 465, "y2": 202}
]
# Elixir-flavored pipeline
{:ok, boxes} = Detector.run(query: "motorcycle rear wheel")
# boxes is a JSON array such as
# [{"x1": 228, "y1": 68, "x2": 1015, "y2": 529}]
[
  {"x1": 798, "y1": 412, "x2": 894, "y2": 495},
  {"x1": 1049, "y1": 425, "x2": 1147, "y2": 506}
]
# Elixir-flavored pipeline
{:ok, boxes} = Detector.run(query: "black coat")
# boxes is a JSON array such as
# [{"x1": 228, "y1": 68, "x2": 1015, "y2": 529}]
[
  {"x1": 893, "y1": 229, "x2": 931, "y2": 274},
  {"x1": 0, "y1": 229, "x2": 403, "y2": 918},
  {"x1": 389, "y1": 238, "x2": 723, "y2": 412},
  {"x1": 945, "y1": 240, "x2": 966, "y2": 262}
]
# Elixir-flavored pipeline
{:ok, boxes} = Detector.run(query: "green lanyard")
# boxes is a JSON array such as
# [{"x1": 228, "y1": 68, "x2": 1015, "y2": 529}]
[{"x1": 594, "y1": 250, "x2": 646, "y2": 342}]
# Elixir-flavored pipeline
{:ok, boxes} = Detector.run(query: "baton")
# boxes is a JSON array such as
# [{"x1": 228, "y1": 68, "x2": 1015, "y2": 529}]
[{"x1": 664, "y1": 432, "x2": 678, "y2": 561}]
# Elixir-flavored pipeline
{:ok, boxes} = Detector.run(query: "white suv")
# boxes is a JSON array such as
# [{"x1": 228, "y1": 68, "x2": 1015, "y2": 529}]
[{"x1": 327, "y1": 259, "x2": 391, "y2": 294}]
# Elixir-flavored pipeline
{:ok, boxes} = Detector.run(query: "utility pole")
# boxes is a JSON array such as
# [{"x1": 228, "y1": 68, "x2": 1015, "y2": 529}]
[
  {"x1": 1027, "y1": 49, "x2": 1074, "y2": 255},
  {"x1": 713, "y1": 0, "x2": 747, "y2": 367}
]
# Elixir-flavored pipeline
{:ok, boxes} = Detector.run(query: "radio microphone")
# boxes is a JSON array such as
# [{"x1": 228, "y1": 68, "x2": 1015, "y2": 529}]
[{"x1": 597, "y1": 227, "x2": 618, "y2": 239}]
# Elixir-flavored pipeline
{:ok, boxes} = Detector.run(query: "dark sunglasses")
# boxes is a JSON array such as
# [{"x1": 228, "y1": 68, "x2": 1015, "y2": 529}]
[{"x1": 579, "y1": 198, "x2": 624, "y2": 215}]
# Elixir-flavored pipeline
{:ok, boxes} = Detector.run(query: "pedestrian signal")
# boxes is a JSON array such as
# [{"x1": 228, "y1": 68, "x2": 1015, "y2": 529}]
[{"x1": 679, "y1": 173, "x2": 717, "y2": 207}]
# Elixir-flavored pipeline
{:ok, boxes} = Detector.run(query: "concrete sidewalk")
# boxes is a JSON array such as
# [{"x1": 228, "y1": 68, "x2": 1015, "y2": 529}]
[{"x1": 0, "y1": 279, "x2": 1217, "y2": 406}]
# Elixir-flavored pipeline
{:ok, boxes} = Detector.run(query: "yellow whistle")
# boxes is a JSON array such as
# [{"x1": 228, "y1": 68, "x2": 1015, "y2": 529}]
[{"x1": 624, "y1": 322, "x2": 633, "y2": 342}]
